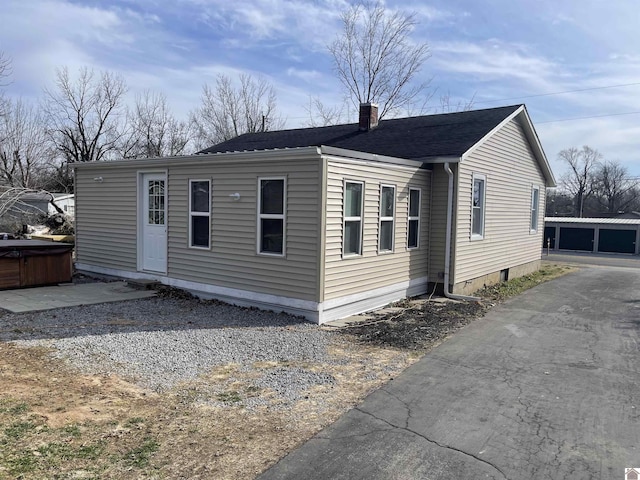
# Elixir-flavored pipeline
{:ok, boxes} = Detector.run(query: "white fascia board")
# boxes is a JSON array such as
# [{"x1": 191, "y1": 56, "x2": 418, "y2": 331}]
[
  {"x1": 460, "y1": 105, "x2": 557, "y2": 188},
  {"x1": 73, "y1": 146, "x2": 323, "y2": 170},
  {"x1": 319, "y1": 145, "x2": 425, "y2": 169},
  {"x1": 420, "y1": 156, "x2": 461, "y2": 164},
  {"x1": 516, "y1": 106, "x2": 557, "y2": 187}
]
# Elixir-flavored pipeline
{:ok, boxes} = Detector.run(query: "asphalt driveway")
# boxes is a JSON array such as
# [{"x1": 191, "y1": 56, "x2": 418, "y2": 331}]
[{"x1": 259, "y1": 266, "x2": 640, "y2": 479}]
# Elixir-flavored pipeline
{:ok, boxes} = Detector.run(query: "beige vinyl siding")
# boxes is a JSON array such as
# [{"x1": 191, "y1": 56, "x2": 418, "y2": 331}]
[
  {"x1": 454, "y1": 118, "x2": 546, "y2": 284},
  {"x1": 428, "y1": 164, "x2": 457, "y2": 282},
  {"x1": 324, "y1": 159, "x2": 431, "y2": 300},
  {"x1": 75, "y1": 166, "x2": 138, "y2": 271},
  {"x1": 167, "y1": 158, "x2": 320, "y2": 301}
]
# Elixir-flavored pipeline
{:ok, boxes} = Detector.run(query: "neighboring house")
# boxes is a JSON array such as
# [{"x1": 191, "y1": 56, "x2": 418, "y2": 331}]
[
  {"x1": 50, "y1": 193, "x2": 75, "y2": 218},
  {"x1": 4, "y1": 192, "x2": 50, "y2": 220},
  {"x1": 544, "y1": 217, "x2": 640, "y2": 254},
  {"x1": 74, "y1": 104, "x2": 555, "y2": 323}
]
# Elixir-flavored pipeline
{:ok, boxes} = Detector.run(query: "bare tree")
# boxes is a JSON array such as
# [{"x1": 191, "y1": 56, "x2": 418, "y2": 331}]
[
  {"x1": 545, "y1": 189, "x2": 575, "y2": 217},
  {"x1": 0, "y1": 52, "x2": 11, "y2": 118},
  {"x1": 123, "y1": 90, "x2": 192, "y2": 158},
  {"x1": 329, "y1": 1, "x2": 430, "y2": 120},
  {"x1": 43, "y1": 66, "x2": 127, "y2": 163},
  {"x1": 0, "y1": 99, "x2": 52, "y2": 188},
  {"x1": 591, "y1": 160, "x2": 638, "y2": 214},
  {"x1": 304, "y1": 96, "x2": 348, "y2": 127},
  {"x1": 437, "y1": 90, "x2": 476, "y2": 113},
  {"x1": 559, "y1": 146, "x2": 601, "y2": 217},
  {"x1": 191, "y1": 74, "x2": 284, "y2": 149}
]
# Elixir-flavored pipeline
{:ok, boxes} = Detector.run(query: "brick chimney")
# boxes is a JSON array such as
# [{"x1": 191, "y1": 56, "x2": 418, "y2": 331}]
[{"x1": 359, "y1": 103, "x2": 379, "y2": 131}]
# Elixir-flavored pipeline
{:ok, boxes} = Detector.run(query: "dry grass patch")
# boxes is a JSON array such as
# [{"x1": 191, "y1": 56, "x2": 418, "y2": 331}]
[
  {"x1": 476, "y1": 263, "x2": 576, "y2": 303},
  {"x1": 0, "y1": 335, "x2": 412, "y2": 479}
]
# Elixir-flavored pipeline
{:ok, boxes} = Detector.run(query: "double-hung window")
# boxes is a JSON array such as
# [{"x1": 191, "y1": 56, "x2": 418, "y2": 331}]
[
  {"x1": 343, "y1": 181, "x2": 364, "y2": 256},
  {"x1": 471, "y1": 174, "x2": 486, "y2": 239},
  {"x1": 407, "y1": 188, "x2": 421, "y2": 249},
  {"x1": 258, "y1": 177, "x2": 285, "y2": 255},
  {"x1": 379, "y1": 185, "x2": 395, "y2": 252},
  {"x1": 189, "y1": 180, "x2": 211, "y2": 249},
  {"x1": 531, "y1": 185, "x2": 540, "y2": 232}
]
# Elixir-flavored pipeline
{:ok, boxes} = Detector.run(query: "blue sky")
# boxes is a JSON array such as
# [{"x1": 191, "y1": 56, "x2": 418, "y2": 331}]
[{"x1": 2, "y1": 0, "x2": 640, "y2": 179}]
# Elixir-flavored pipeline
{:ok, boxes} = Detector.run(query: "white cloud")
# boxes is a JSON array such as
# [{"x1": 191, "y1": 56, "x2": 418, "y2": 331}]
[
  {"x1": 286, "y1": 67, "x2": 321, "y2": 82},
  {"x1": 186, "y1": 0, "x2": 348, "y2": 50},
  {"x1": 431, "y1": 40, "x2": 564, "y2": 93}
]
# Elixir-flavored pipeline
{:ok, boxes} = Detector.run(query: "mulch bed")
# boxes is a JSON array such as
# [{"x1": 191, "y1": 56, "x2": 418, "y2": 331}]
[{"x1": 338, "y1": 300, "x2": 487, "y2": 351}]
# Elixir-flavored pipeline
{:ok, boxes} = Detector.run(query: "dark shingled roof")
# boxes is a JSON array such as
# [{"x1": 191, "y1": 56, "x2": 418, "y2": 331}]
[{"x1": 198, "y1": 105, "x2": 523, "y2": 160}]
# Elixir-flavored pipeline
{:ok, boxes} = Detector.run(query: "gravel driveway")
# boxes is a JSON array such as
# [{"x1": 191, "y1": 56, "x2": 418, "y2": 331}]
[{"x1": 0, "y1": 294, "x2": 346, "y2": 407}]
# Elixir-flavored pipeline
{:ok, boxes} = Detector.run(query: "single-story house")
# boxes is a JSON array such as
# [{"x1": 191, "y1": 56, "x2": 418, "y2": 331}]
[
  {"x1": 74, "y1": 104, "x2": 556, "y2": 323},
  {"x1": 544, "y1": 217, "x2": 640, "y2": 254}
]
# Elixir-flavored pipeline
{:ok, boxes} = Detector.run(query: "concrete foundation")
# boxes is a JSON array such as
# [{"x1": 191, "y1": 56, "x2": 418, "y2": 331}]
[{"x1": 452, "y1": 259, "x2": 542, "y2": 296}]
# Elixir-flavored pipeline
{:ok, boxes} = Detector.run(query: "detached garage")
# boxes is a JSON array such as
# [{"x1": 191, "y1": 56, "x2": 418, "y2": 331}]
[{"x1": 544, "y1": 217, "x2": 640, "y2": 255}]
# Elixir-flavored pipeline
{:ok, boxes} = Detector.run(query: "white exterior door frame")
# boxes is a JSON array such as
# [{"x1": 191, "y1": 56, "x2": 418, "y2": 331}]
[{"x1": 138, "y1": 171, "x2": 168, "y2": 274}]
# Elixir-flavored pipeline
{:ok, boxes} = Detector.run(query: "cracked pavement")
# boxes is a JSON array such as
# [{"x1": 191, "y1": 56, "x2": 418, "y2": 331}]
[{"x1": 258, "y1": 266, "x2": 640, "y2": 479}]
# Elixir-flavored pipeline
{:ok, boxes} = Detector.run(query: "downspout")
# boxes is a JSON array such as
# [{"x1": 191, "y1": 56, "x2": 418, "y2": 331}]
[{"x1": 443, "y1": 162, "x2": 480, "y2": 301}]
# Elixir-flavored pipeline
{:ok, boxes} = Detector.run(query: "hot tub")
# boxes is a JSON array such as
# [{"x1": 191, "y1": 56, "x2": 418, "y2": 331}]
[{"x1": 0, "y1": 240, "x2": 73, "y2": 289}]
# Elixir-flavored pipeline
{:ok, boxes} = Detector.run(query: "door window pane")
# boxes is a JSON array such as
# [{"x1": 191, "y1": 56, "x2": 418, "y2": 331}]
[{"x1": 148, "y1": 180, "x2": 165, "y2": 225}]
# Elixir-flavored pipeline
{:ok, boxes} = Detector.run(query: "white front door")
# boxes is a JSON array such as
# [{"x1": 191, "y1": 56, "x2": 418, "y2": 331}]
[{"x1": 141, "y1": 173, "x2": 167, "y2": 273}]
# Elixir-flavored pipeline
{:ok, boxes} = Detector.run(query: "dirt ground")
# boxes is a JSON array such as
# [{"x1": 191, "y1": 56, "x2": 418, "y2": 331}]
[
  {"x1": 0, "y1": 330, "x2": 417, "y2": 479},
  {"x1": 0, "y1": 264, "x2": 573, "y2": 479}
]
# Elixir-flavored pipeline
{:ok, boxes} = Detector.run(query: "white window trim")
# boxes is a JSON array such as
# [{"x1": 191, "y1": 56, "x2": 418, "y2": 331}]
[
  {"x1": 471, "y1": 173, "x2": 486, "y2": 241},
  {"x1": 257, "y1": 176, "x2": 286, "y2": 257},
  {"x1": 378, "y1": 184, "x2": 396, "y2": 254},
  {"x1": 343, "y1": 180, "x2": 364, "y2": 257},
  {"x1": 188, "y1": 179, "x2": 211, "y2": 250},
  {"x1": 407, "y1": 187, "x2": 421, "y2": 249},
  {"x1": 530, "y1": 185, "x2": 540, "y2": 233}
]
